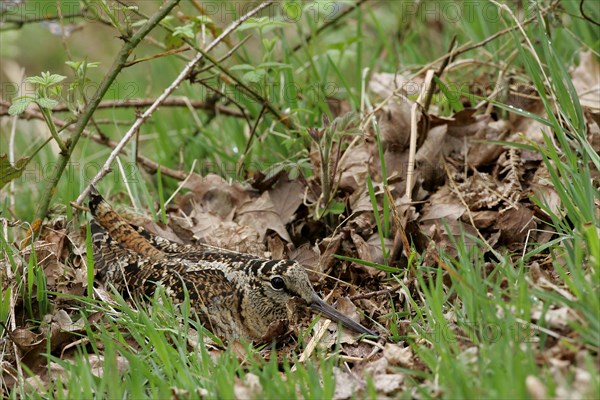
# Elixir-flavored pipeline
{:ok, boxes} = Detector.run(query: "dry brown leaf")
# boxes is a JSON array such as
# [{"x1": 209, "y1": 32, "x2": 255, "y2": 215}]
[
  {"x1": 383, "y1": 343, "x2": 413, "y2": 368},
  {"x1": 497, "y1": 207, "x2": 536, "y2": 246},
  {"x1": 233, "y1": 372, "x2": 262, "y2": 399},
  {"x1": 338, "y1": 142, "x2": 371, "y2": 193},
  {"x1": 10, "y1": 328, "x2": 43, "y2": 353},
  {"x1": 348, "y1": 212, "x2": 375, "y2": 236},
  {"x1": 333, "y1": 367, "x2": 363, "y2": 400},
  {"x1": 236, "y1": 191, "x2": 291, "y2": 242},
  {"x1": 532, "y1": 307, "x2": 575, "y2": 331},
  {"x1": 318, "y1": 233, "x2": 343, "y2": 276},
  {"x1": 335, "y1": 297, "x2": 362, "y2": 326},
  {"x1": 469, "y1": 210, "x2": 499, "y2": 229},
  {"x1": 87, "y1": 354, "x2": 130, "y2": 378},
  {"x1": 421, "y1": 202, "x2": 466, "y2": 222},
  {"x1": 350, "y1": 231, "x2": 373, "y2": 264},
  {"x1": 424, "y1": 220, "x2": 480, "y2": 257},
  {"x1": 369, "y1": 72, "x2": 420, "y2": 99},
  {"x1": 531, "y1": 165, "x2": 563, "y2": 217},
  {"x1": 366, "y1": 234, "x2": 393, "y2": 268},
  {"x1": 40, "y1": 224, "x2": 67, "y2": 260},
  {"x1": 186, "y1": 212, "x2": 226, "y2": 240},
  {"x1": 364, "y1": 356, "x2": 389, "y2": 375},
  {"x1": 267, "y1": 235, "x2": 285, "y2": 259},
  {"x1": 416, "y1": 125, "x2": 448, "y2": 190},
  {"x1": 447, "y1": 109, "x2": 491, "y2": 138},
  {"x1": 373, "y1": 373, "x2": 403, "y2": 395},
  {"x1": 458, "y1": 171, "x2": 505, "y2": 210},
  {"x1": 22, "y1": 361, "x2": 67, "y2": 393},
  {"x1": 350, "y1": 187, "x2": 378, "y2": 214},
  {"x1": 318, "y1": 297, "x2": 366, "y2": 346},
  {"x1": 511, "y1": 102, "x2": 551, "y2": 145},
  {"x1": 140, "y1": 220, "x2": 185, "y2": 244},
  {"x1": 183, "y1": 173, "x2": 249, "y2": 218},
  {"x1": 375, "y1": 102, "x2": 413, "y2": 151},
  {"x1": 268, "y1": 178, "x2": 304, "y2": 224},
  {"x1": 381, "y1": 148, "x2": 411, "y2": 188},
  {"x1": 287, "y1": 242, "x2": 321, "y2": 272},
  {"x1": 341, "y1": 341, "x2": 374, "y2": 358},
  {"x1": 466, "y1": 119, "x2": 511, "y2": 167}
]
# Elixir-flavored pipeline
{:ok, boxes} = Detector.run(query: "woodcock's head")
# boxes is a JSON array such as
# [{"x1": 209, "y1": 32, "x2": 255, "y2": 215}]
[{"x1": 236, "y1": 258, "x2": 377, "y2": 339}]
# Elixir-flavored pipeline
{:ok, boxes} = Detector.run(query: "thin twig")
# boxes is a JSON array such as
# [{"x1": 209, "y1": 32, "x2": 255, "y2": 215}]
[
  {"x1": 422, "y1": 35, "x2": 457, "y2": 113},
  {"x1": 491, "y1": 0, "x2": 559, "y2": 118},
  {"x1": 193, "y1": 79, "x2": 251, "y2": 125},
  {"x1": 295, "y1": 320, "x2": 331, "y2": 366},
  {"x1": 75, "y1": 1, "x2": 274, "y2": 206},
  {"x1": 119, "y1": 0, "x2": 293, "y2": 130},
  {"x1": 49, "y1": 97, "x2": 245, "y2": 117},
  {"x1": 0, "y1": 11, "x2": 85, "y2": 30},
  {"x1": 349, "y1": 286, "x2": 400, "y2": 301},
  {"x1": 579, "y1": 0, "x2": 600, "y2": 26},
  {"x1": 2, "y1": 220, "x2": 26, "y2": 387},
  {"x1": 191, "y1": 50, "x2": 295, "y2": 130},
  {"x1": 196, "y1": 35, "x2": 251, "y2": 74},
  {"x1": 384, "y1": 187, "x2": 412, "y2": 260},
  {"x1": 124, "y1": 46, "x2": 192, "y2": 67},
  {"x1": 483, "y1": 50, "x2": 519, "y2": 114},
  {"x1": 236, "y1": 105, "x2": 268, "y2": 177}
]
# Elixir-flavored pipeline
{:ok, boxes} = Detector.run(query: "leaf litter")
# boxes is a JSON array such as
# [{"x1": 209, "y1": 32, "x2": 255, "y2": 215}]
[{"x1": 1, "y1": 51, "x2": 599, "y2": 398}]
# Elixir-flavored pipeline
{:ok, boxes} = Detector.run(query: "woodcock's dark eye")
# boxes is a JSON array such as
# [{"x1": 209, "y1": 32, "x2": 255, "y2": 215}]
[{"x1": 270, "y1": 276, "x2": 286, "y2": 290}]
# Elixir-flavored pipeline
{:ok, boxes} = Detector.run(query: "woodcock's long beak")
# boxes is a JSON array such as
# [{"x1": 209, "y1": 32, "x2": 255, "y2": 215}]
[{"x1": 310, "y1": 294, "x2": 377, "y2": 336}]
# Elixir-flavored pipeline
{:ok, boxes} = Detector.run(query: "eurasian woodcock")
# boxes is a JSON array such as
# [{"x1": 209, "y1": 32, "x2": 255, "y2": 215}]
[{"x1": 89, "y1": 188, "x2": 377, "y2": 342}]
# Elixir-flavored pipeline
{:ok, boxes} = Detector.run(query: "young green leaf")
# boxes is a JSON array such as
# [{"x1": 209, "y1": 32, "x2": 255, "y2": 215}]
[{"x1": 8, "y1": 96, "x2": 34, "y2": 115}]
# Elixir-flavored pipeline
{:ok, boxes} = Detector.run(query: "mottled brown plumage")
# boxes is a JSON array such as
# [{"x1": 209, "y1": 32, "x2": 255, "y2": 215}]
[{"x1": 89, "y1": 187, "x2": 376, "y2": 342}]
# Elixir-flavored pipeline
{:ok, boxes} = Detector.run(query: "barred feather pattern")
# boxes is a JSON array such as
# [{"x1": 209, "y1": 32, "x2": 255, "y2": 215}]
[{"x1": 88, "y1": 188, "x2": 320, "y2": 341}]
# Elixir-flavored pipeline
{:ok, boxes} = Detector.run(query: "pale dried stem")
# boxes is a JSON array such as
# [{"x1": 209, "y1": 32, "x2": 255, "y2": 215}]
[
  {"x1": 294, "y1": 320, "x2": 331, "y2": 367},
  {"x1": 115, "y1": 156, "x2": 136, "y2": 207},
  {"x1": 165, "y1": 159, "x2": 198, "y2": 207},
  {"x1": 406, "y1": 69, "x2": 435, "y2": 200}
]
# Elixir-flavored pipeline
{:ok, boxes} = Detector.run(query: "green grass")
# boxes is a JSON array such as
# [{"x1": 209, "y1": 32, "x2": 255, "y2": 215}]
[
  {"x1": 4, "y1": 286, "x2": 340, "y2": 399},
  {"x1": 1, "y1": 0, "x2": 599, "y2": 398}
]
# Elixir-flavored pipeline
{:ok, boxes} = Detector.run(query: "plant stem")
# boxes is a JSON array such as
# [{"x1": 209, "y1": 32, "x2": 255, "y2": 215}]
[
  {"x1": 30, "y1": 0, "x2": 181, "y2": 237},
  {"x1": 39, "y1": 108, "x2": 68, "y2": 153}
]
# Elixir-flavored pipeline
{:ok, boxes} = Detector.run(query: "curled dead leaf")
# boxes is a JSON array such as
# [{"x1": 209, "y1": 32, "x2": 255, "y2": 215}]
[
  {"x1": 236, "y1": 191, "x2": 291, "y2": 242},
  {"x1": 383, "y1": 343, "x2": 413, "y2": 367}
]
